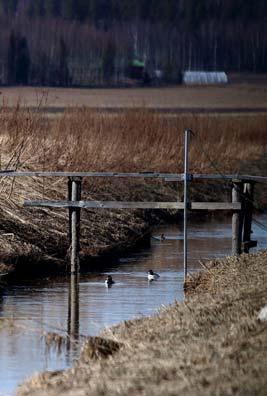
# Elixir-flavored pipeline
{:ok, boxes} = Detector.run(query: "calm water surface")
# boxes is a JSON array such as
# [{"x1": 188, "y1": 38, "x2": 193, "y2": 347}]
[{"x1": 0, "y1": 215, "x2": 267, "y2": 395}]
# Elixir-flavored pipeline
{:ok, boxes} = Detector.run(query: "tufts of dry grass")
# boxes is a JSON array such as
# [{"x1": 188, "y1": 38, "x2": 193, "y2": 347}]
[
  {"x1": 79, "y1": 337, "x2": 121, "y2": 362},
  {"x1": 0, "y1": 104, "x2": 266, "y2": 274},
  {"x1": 1, "y1": 104, "x2": 267, "y2": 175},
  {"x1": 18, "y1": 251, "x2": 267, "y2": 396}
]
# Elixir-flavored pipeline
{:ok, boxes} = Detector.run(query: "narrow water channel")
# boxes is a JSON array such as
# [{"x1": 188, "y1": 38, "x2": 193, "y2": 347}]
[{"x1": 0, "y1": 215, "x2": 266, "y2": 396}]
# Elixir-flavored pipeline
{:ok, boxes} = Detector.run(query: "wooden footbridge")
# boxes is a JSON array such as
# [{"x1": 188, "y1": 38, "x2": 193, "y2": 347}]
[
  {"x1": 1, "y1": 132, "x2": 266, "y2": 282},
  {"x1": 1, "y1": 171, "x2": 266, "y2": 279}
]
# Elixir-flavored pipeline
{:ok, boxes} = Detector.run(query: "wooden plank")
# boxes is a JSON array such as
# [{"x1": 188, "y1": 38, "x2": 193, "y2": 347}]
[
  {"x1": 24, "y1": 200, "x2": 184, "y2": 209},
  {"x1": 166, "y1": 174, "x2": 267, "y2": 183},
  {"x1": 191, "y1": 202, "x2": 241, "y2": 210},
  {"x1": 234, "y1": 175, "x2": 267, "y2": 183},
  {"x1": 24, "y1": 200, "x2": 241, "y2": 210},
  {"x1": 0, "y1": 170, "x2": 266, "y2": 183},
  {"x1": 194, "y1": 173, "x2": 238, "y2": 180},
  {"x1": 0, "y1": 171, "x2": 180, "y2": 179},
  {"x1": 166, "y1": 174, "x2": 234, "y2": 181}
]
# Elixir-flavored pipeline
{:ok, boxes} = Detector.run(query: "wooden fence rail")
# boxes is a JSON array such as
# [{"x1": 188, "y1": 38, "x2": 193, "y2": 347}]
[
  {"x1": 24, "y1": 200, "x2": 241, "y2": 210},
  {"x1": 0, "y1": 170, "x2": 267, "y2": 183}
]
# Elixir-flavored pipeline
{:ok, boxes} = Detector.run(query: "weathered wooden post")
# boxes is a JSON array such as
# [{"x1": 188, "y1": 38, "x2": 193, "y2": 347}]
[
  {"x1": 243, "y1": 181, "x2": 256, "y2": 253},
  {"x1": 232, "y1": 181, "x2": 243, "y2": 255},
  {"x1": 183, "y1": 129, "x2": 191, "y2": 284},
  {"x1": 67, "y1": 273, "x2": 80, "y2": 346},
  {"x1": 69, "y1": 177, "x2": 82, "y2": 274}
]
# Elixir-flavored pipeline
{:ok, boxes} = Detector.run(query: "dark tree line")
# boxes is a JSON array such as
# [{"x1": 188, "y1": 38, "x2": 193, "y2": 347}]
[
  {"x1": 0, "y1": 0, "x2": 266, "y2": 86},
  {"x1": 2, "y1": 0, "x2": 266, "y2": 25},
  {"x1": 7, "y1": 31, "x2": 30, "y2": 84}
]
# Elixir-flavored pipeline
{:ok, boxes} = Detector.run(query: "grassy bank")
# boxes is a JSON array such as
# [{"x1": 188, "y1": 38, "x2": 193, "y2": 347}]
[
  {"x1": 0, "y1": 106, "x2": 266, "y2": 276},
  {"x1": 18, "y1": 251, "x2": 267, "y2": 396}
]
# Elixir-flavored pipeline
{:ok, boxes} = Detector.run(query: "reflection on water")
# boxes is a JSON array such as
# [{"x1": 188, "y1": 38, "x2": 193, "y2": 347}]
[
  {"x1": 67, "y1": 274, "x2": 79, "y2": 350},
  {"x1": 0, "y1": 214, "x2": 266, "y2": 395}
]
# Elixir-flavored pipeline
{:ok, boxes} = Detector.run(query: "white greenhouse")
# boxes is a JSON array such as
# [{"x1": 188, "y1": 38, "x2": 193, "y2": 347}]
[{"x1": 183, "y1": 71, "x2": 228, "y2": 85}]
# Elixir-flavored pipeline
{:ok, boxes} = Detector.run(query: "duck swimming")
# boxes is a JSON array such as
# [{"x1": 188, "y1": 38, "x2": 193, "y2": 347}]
[
  {"x1": 147, "y1": 270, "x2": 160, "y2": 281},
  {"x1": 105, "y1": 275, "x2": 115, "y2": 287}
]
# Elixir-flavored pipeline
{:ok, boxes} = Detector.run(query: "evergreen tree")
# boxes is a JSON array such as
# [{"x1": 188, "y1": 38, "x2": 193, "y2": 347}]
[
  {"x1": 87, "y1": 0, "x2": 97, "y2": 21},
  {"x1": 75, "y1": 0, "x2": 90, "y2": 21},
  {"x1": 63, "y1": 0, "x2": 74, "y2": 19},
  {"x1": 123, "y1": 0, "x2": 139, "y2": 20},
  {"x1": 27, "y1": 0, "x2": 45, "y2": 17},
  {"x1": 59, "y1": 37, "x2": 69, "y2": 86},
  {"x1": 44, "y1": 0, "x2": 61, "y2": 17},
  {"x1": 3, "y1": 0, "x2": 18, "y2": 15},
  {"x1": 16, "y1": 36, "x2": 31, "y2": 84},
  {"x1": 102, "y1": 40, "x2": 116, "y2": 82},
  {"x1": 7, "y1": 30, "x2": 16, "y2": 84}
]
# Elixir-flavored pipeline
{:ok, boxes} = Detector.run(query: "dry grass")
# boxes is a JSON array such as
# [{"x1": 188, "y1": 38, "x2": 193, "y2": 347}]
[
  {"x1": 18, "y1": 251, "x2": 267, "y2": 396},
  {"x1": 0, "y1": 104, "x2": 266, "y2": 274},
  {"x1": 0, "y1": 102, "x2": 265, "y2": 393},
  {"x1": 1, "y1": 104, "x2": 267, "y2": 174}
]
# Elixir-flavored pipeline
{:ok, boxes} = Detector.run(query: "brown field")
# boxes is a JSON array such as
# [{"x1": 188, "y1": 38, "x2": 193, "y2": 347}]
[
  {"x1": 1, "y1": 106, "x2": 266, "y2": 175},
  {"x1": 1, "y1": 80, "x2": 267, "y2": 111}
]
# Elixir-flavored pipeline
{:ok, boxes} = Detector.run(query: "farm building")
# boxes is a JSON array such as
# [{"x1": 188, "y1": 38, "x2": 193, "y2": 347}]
[{"x1": 183, "y1": 71, "x2": 228, "y2": 85}]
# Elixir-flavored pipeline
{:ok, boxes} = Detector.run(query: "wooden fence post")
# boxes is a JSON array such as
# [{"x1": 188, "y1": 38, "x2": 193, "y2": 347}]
[
  {"x1": 69, "y1": 177, "x2": 82, "y2": 274},
  {"x1": 232, "y1": 181, "x2": 243, "y2": 255},
  {"x1": 243, "y1": 182, "x2": 255, "y2": 253}
]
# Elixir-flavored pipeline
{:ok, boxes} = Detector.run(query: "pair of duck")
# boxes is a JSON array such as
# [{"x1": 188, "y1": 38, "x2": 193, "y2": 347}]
[{"x1": 105, "y1": 270, "x2": 160, "y2": 286}]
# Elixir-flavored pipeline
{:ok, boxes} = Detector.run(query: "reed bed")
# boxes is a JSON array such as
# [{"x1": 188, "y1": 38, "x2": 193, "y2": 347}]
[{"x1": 0, "y1": 105, "x2": 267, "y2": 175}]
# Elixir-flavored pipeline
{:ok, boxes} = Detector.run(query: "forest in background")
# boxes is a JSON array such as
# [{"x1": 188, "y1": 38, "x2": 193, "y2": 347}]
[{"x1": 0, "y1": 0, "x2": 266, "y2": 86}]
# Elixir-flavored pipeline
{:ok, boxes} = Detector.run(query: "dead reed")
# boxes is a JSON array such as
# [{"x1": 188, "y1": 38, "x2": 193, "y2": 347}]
[{"x1": 1, "y1": 105, "x2": 266, "y2": 175}]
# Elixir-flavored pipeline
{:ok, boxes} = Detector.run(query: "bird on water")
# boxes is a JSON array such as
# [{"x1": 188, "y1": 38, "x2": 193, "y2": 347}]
[
  {"x1": 147, "y1": 270, "x2": 160, "y2": 281},
  {"x1": 105, "y1": 275, "x2": 115, "y2": 287}
]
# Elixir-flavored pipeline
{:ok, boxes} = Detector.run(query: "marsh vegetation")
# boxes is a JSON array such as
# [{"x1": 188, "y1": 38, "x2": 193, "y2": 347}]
[{"x1": 0, "y1": 99, "x2": 266, "y2": 275}]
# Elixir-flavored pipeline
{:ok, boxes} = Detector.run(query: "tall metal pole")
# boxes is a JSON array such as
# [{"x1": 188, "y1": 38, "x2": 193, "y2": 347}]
[
  {"x1": 183, "y1": 129, "x2": 191, "y2": 284},
  {"x1": 70, "y1": 177, "x2": 82, "y2": 274}
]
